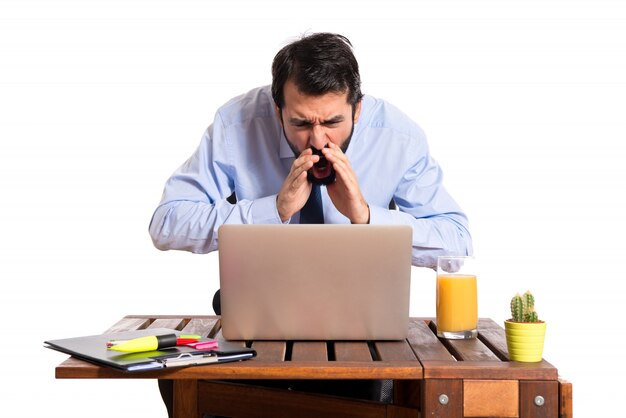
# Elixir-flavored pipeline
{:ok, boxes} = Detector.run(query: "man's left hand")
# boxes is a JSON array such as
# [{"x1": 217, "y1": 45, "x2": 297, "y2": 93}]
[{"x1": 322, "y1": 142, "x2": 370, "y2": 224}]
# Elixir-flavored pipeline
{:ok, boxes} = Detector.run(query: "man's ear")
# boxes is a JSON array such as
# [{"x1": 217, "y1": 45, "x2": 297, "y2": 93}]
[
  {"x1": 353, "y1": 100, "x2": 362, "y2": 124},
  {"x1": 274, "y1": 103, "x2": 283, "y2": 126}
]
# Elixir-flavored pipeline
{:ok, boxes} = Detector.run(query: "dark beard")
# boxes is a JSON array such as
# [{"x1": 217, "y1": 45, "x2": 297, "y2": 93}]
[{"x1": 282, "y1": 121, "x2": 355, "y2": 186}]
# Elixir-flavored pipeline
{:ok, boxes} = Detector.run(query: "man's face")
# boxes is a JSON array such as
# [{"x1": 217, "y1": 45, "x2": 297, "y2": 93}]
[{"x1": 276, "y1": 79, "x2": 361, "y2": 184}]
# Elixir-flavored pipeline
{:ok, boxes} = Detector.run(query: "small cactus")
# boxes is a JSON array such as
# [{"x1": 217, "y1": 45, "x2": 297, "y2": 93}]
[
  {"x1": 510, "y1": 294, "x2": 524, "y2": 322},
  {"x1": 510, "y1": 291, "x2": 541, "y2": 323}
]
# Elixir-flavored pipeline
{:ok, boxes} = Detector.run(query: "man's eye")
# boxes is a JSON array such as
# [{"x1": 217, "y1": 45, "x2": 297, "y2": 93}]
[{"x1": 291, "y1": 120, "x2": 341, "y2": 129}]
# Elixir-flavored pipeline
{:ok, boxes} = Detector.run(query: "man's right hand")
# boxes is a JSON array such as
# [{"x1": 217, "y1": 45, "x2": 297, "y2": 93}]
[{"x1": 276, "y1": 148, "x2": 319, "y2": 222}]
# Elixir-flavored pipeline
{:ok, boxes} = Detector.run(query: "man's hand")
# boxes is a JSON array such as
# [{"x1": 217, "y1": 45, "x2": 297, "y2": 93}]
[
  {"x1": 276, "y1": 148, "x2": 319, "y2": 222},
  {"x1": 323, "y1": 142, "x2": 370, "y2": 224}
]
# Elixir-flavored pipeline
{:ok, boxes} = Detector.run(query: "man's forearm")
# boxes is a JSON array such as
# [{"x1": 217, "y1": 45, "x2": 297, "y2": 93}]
[
  {"x1": 149, "y1": 201, "x2": 220, "y2": 253},
  {"x1": 368, "y1": 206, "x2": 472, "y2": 268},
  {"x1": 149, "y1": 195, "x2": 285, "y2": 253}
]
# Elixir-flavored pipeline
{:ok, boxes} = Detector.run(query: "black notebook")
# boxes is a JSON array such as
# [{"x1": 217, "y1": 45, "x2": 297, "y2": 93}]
[{"x1": 45, "y1": 328, "x2": 256, "y2": 372}]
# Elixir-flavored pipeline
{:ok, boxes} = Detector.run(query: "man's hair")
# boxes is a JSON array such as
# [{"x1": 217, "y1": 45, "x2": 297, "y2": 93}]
[{"x1": 271, "y1": 33, "x2": 363, "y2": 109}]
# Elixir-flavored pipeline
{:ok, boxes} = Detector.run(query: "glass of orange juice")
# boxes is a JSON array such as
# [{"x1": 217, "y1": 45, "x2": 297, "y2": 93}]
[{"x1": 436, "y1": 256, "x2": 478, "y2": 339}]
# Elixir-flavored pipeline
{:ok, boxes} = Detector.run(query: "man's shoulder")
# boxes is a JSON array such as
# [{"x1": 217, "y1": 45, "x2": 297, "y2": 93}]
[
  {"x1": 217, "y1": 85, "x2": 275, "y2": 126},
  {"x1": 360, "y1": 94, "x2": 425, "y2": 140}
]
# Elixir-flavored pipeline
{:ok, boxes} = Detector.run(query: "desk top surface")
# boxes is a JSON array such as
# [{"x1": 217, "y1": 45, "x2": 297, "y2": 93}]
[{"x1": 55, "y1": 315, "x2": 558, "y2": 381}]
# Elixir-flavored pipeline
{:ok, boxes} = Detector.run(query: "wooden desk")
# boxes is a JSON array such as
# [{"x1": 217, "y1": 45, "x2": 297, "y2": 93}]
[{"x1": 55, "y1": 315, "x2": 572, "y2": 418}]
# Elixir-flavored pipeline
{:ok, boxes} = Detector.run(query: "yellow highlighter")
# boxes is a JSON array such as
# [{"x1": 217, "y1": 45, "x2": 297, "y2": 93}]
[{"x1": 107, "y1": 334, "x2": 199, "y2": 353}]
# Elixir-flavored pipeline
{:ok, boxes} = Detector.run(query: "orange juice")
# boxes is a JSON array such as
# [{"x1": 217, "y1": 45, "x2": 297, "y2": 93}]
[{"x1": 436, "y1": 274, "x2": 478, "y2": 333}]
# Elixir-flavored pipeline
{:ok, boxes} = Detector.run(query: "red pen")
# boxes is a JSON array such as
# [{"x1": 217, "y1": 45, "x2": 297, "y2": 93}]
[{"x1": 176, "y1": 338, "x2": 202, "y2": 346}]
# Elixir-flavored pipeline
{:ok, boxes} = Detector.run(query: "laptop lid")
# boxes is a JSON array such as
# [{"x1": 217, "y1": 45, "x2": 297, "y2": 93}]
[{"x1": 218, "y1": 224, "x2": 412, "y2": 340}]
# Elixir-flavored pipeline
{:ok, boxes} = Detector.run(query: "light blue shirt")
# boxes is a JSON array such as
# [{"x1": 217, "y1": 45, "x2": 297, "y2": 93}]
[{"x1": 149, "y1": 86, "x2": 472, "y2": 268}]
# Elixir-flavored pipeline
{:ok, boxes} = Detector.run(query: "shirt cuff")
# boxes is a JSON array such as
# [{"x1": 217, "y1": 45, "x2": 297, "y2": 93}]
[
  {"x1": 368, "y1": 204, "x2": 395, "y2": 225},
  {"x1": 250, "y1": 194, "x2": 290, "y2": 224}
]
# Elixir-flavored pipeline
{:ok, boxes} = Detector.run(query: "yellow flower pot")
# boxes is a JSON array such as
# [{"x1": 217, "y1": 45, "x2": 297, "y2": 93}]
[{"x1": 504, "y1": 320, "x2": 546, "y2": 362}]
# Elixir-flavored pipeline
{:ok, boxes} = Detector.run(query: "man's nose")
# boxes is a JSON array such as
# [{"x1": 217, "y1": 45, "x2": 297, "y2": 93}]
[{"x1": 309, "y1": 124, "x2": 327, "y2": 149}]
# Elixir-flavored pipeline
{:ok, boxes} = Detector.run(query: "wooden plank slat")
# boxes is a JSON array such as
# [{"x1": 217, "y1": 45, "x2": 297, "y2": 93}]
[
  {"x1": 180, "y1": 318, "x2": 219, "y2": 337},
  {"x1": 421, "y1": 378, "x2": 463, "y2": 417},
  {"x1": 197, "y1": 380, "x2": 388, "y2": 418},
  {"x1": 252, "y1": 341, "x2": 287, "y2": 362},
  {"x1": 393, "y1": 380, "x2": 421, "y2": 409},
  {"x1": 291, "y1": 342, "x2": 328, "y2": 362},
  {"x1": 478, "y1": 318, "x2": 510, "y2": 360},
  {"x1": 173, "y1": 380, "x2": 198, "y2": 418},
  {"x1": 385, "y1": 404, "x2": 419, "y2": 418},
  {"x1": 103, "y1": 317, "x2": 152, "y2": 333},
  {"x1": 520, "y1": 380, "x2": 558, "y2": 418},
  {"x1": 334, "y1": 342, "x2": 372, "y2": 362},
  {"x1": 444, "y1": 336, "x2": 502, "y2": 362},
  {"x1": 123, "y1": 314, "x2": 218, "y2": 319},
  {"x1": 406, "y1": 318, "x2": 455, "y2": 361},
  {"x1": 421, "y1": 317, "x2": 501, "y2": 362},
  {"x1": 464, "y1": 379, "x2": 519, "y2": 417},
  {"x1": 558, "y1": 377, "x2": 573, "y2": 418},
  {"x1": 56, "y1": 359, "x2": 421, "y2": 380},
  {"x1": 375, "y1": 340, "x2": 417, "y2": 362},
  {"x1": 148, "y1": 317, "x2": 188, "y2": 330},
  {"x1": 422, "y1": 360, "x2": 558, "y2": 380},
  {"x1": 212, "y1": 325, "x2": 225, "y2": 341}
]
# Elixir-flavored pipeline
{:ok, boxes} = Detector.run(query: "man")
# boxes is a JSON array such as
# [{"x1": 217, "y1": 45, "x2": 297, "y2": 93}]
[
  {"x1": 150, "y1": 32, "x2": 472, "y2": 416},
  {"x1": 150, "y1": 32, "x2": 472, "y2": 266}
]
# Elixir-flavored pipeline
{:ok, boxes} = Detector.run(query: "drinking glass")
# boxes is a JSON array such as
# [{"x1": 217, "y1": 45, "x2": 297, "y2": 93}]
[{"x1": 436, "y1": 256, "x2": 478, "y2": 339}]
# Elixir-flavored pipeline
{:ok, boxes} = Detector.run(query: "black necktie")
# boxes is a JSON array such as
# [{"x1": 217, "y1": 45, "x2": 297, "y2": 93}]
[{"x1": 300, "y1": 184, "x2": 324, "y2": 224}]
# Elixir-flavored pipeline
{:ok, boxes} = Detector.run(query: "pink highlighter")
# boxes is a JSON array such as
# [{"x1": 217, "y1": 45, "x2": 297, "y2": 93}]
[{"x1": 186, "y1": 340, "x2": 219, "y2": 350}]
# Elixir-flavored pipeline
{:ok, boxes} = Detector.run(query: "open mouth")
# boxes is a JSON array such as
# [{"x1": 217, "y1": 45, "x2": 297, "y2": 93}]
[{"x1": 308, "y1": 147, "x2": 336, "y2": 185}]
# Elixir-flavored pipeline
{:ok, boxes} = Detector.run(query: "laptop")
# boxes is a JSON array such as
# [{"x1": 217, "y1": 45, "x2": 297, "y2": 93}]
[{"x1": 218, "y1": 224, "x2": 412, "y2": 340}]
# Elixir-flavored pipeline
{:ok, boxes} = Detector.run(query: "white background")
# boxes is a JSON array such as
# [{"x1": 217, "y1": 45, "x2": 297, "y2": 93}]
[{"x1": 1, "y1": 0, "x2": 625, "y2": 416}]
